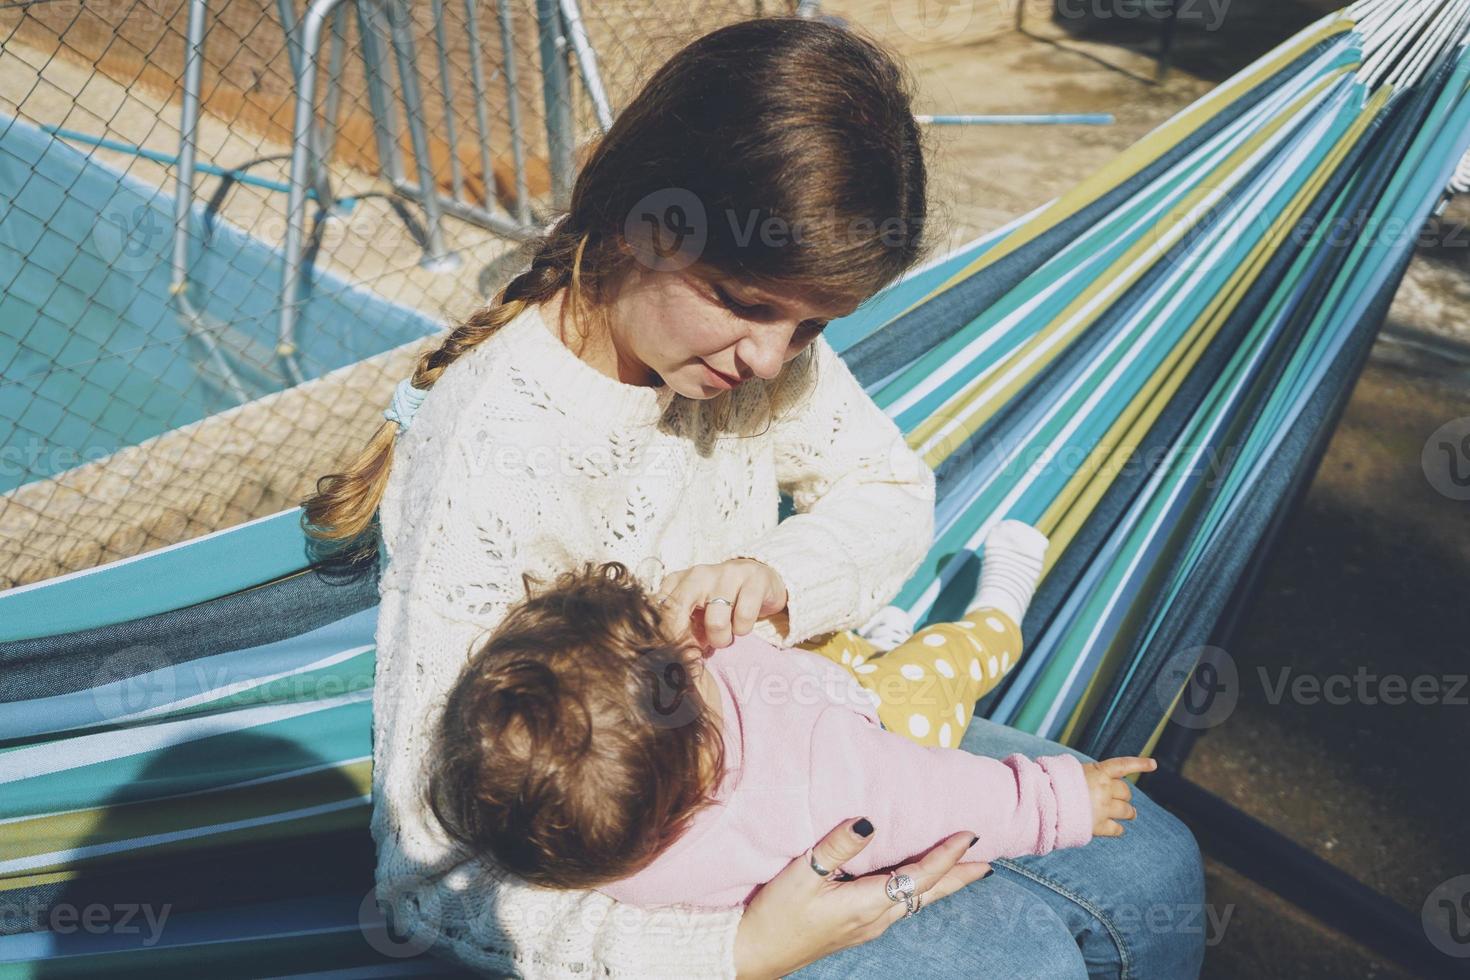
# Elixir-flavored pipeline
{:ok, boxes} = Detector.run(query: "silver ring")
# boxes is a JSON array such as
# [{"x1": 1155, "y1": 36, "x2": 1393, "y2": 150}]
[
  {"x1": 884, "y1": 871, "x2": 916, "y2": 904},
  {"x1": 904, "y1": 891, "x2": 923, "y2": 917},
  {"x1": 705, "y1": 597, "x2": 733, "y2": 608},
  {"x1": 807, "y1": 850, "x2": 834, "y2": 878}
]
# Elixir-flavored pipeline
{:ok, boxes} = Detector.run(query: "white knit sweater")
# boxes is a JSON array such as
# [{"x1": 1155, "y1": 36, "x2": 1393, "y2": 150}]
[{"x1": 371, "y1": 301, "x2": 936, "y2": 978}]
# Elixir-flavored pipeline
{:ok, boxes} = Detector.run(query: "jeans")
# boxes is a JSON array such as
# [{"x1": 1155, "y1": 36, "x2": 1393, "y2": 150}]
[{"x1": 792, "y1": 717, "x2": 1206, "y2": 980}]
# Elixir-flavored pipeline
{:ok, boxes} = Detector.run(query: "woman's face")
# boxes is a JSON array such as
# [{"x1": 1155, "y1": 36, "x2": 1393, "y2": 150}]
[{"x1": 603, "y1": 264, "x2": 858, "y2": 399}]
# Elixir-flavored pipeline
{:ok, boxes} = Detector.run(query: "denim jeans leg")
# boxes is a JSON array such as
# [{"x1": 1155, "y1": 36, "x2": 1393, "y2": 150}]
[
  {"x1": 957, "y1": 717, "x2": 1207, "y2": 980},
  {"x1": 791, "y1": 871, "x2": 1089, "y2": 979}
]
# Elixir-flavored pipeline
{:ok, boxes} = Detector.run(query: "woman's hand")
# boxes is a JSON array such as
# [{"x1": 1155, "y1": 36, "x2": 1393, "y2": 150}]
[
  {"x1": 733, "y1": 818, "x2": 993, "y2": 979},
  {"x1": 658, "y1": 559, "x2": 788, "y2": 649},
  {"x1": 1082, "y1": 756, "x2": 1156, "y2": 837}
]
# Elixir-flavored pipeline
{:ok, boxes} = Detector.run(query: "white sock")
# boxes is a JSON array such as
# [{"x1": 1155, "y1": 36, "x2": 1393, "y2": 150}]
[
  {"x1": 856, "y1": 604, "x2": 915, "y2": 653},
  {"x1": 970, "y1": 520, "x2": 1049, "y2": 626}
]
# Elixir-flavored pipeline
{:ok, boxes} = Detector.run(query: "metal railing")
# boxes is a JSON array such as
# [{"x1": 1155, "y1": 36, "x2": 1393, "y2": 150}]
[{"x1": 273, "y1": 0, "x2": 633, "y2": 377}]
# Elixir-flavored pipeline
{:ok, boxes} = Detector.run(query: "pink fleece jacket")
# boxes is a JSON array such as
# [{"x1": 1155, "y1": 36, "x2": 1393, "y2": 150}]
[{"x1": 598, "y1": 631, "x2": 1095, "y2": 909}]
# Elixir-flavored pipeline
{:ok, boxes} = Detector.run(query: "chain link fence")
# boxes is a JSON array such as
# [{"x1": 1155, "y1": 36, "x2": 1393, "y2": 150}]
[{"x1": 0, "y1": 0, "x2": 798, "y2": 589}]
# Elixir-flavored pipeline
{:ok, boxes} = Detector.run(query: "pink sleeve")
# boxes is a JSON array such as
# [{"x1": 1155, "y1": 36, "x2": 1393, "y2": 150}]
[{"x1": 806, "y1": 706, "x2": 1094, "y2": 876}]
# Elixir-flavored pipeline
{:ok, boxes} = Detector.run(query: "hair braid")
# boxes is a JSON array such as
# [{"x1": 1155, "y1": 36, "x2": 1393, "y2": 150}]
[{"x1": 301, "y1": 231, "x2": 585, "y2": 548}]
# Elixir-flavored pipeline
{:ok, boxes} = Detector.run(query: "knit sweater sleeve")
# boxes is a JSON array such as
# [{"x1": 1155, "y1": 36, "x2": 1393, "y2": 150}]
[
  {"x1": 372, "y1": 396, "x2": 742, "y2": 978},
  {"x1": 720, "y1": 335, "x2": 936, "y2": 646}
]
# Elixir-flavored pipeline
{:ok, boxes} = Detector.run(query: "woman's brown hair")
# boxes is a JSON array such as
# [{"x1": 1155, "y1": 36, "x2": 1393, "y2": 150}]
[
  {"x1": 302, "y1": 15, "x2": 931, "y2": 547},
  {"x1": 423, "y1": 560, "x2": 726, "y2": 888}
]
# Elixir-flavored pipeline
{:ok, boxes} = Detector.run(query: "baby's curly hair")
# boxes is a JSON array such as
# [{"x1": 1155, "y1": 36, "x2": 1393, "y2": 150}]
[{"x1": 424, "y1": 560, "x2": 726, "y2": 889}]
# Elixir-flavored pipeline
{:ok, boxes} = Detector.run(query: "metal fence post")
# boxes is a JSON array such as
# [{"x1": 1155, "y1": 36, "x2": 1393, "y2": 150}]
[
  {"x1": 384, "y1": 0, "x2": 460, "y2": 270},
  {"x1": 275, "y1": 0, "x2": 336, "y2": 210},
  {"x1": 496, "y1": 0, "x2": 532, "y2": 224},
  {"x1": 560, "y1": 0, "x2": 612, "y2": 131},
  {"x1": 173, "y1": 0, "x2": 253, "y2": 401},
  {"x1": 356, "y1": 0, "x2": 404, "y2": 187},
  {"x1": 535, "y1": 0, "x2": 575, "y2": 210},
  {"x1": 280, "y1": 0, "x2": 353, "y2": 375}
]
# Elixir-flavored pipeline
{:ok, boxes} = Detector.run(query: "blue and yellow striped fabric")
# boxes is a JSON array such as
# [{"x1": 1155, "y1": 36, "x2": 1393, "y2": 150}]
[{"x1": 3, "y1": 0, "x2": 1469, "y2": 972}]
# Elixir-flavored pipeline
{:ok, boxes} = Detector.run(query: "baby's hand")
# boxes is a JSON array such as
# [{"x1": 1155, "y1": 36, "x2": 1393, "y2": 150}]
[
  {"x1": 657, "y1": 559, "x2": 789, "y2": 650},
  {"x1": 1082, "y1": 756, "x2": 1157, "y2": 837}
]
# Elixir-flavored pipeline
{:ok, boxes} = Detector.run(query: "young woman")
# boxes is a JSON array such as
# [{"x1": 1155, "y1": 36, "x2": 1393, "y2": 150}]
[{"x1": 304, "y1": 16, "x2": 1204, "y2": 979}]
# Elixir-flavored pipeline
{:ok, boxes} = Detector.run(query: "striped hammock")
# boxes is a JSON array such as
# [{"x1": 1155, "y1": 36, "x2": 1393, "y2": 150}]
[{"x1": 3, "y1": 0, "x2": 1468, "y2": 971}]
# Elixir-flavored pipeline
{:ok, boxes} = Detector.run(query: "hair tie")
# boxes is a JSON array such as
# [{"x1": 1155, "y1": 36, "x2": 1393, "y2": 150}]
[{"x1": 384, "y1": 378, "x2": 429, "y2": 432}]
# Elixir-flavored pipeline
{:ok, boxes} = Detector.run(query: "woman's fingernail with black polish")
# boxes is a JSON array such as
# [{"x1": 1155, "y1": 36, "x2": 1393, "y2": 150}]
[
  {"x1": 969, "y1": 836, "x2": 979, "y2": 847},
  {"x1": 853, "y1": 818, "x2": 874, "y2": 838},
  {"x1": 982, "y1": 869, "x2": 994, "y2": 879}
]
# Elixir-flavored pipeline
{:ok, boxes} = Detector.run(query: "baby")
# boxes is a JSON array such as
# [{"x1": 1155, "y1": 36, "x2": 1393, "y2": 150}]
[{"x1": 424, "y1": 521, "x2": 1151, "y2": 907}]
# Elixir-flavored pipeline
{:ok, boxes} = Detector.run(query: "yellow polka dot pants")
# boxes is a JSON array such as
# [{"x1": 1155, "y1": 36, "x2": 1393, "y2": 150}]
[{"x1": 795, "y1": 608, "x2": 1023, "y2": 749}]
